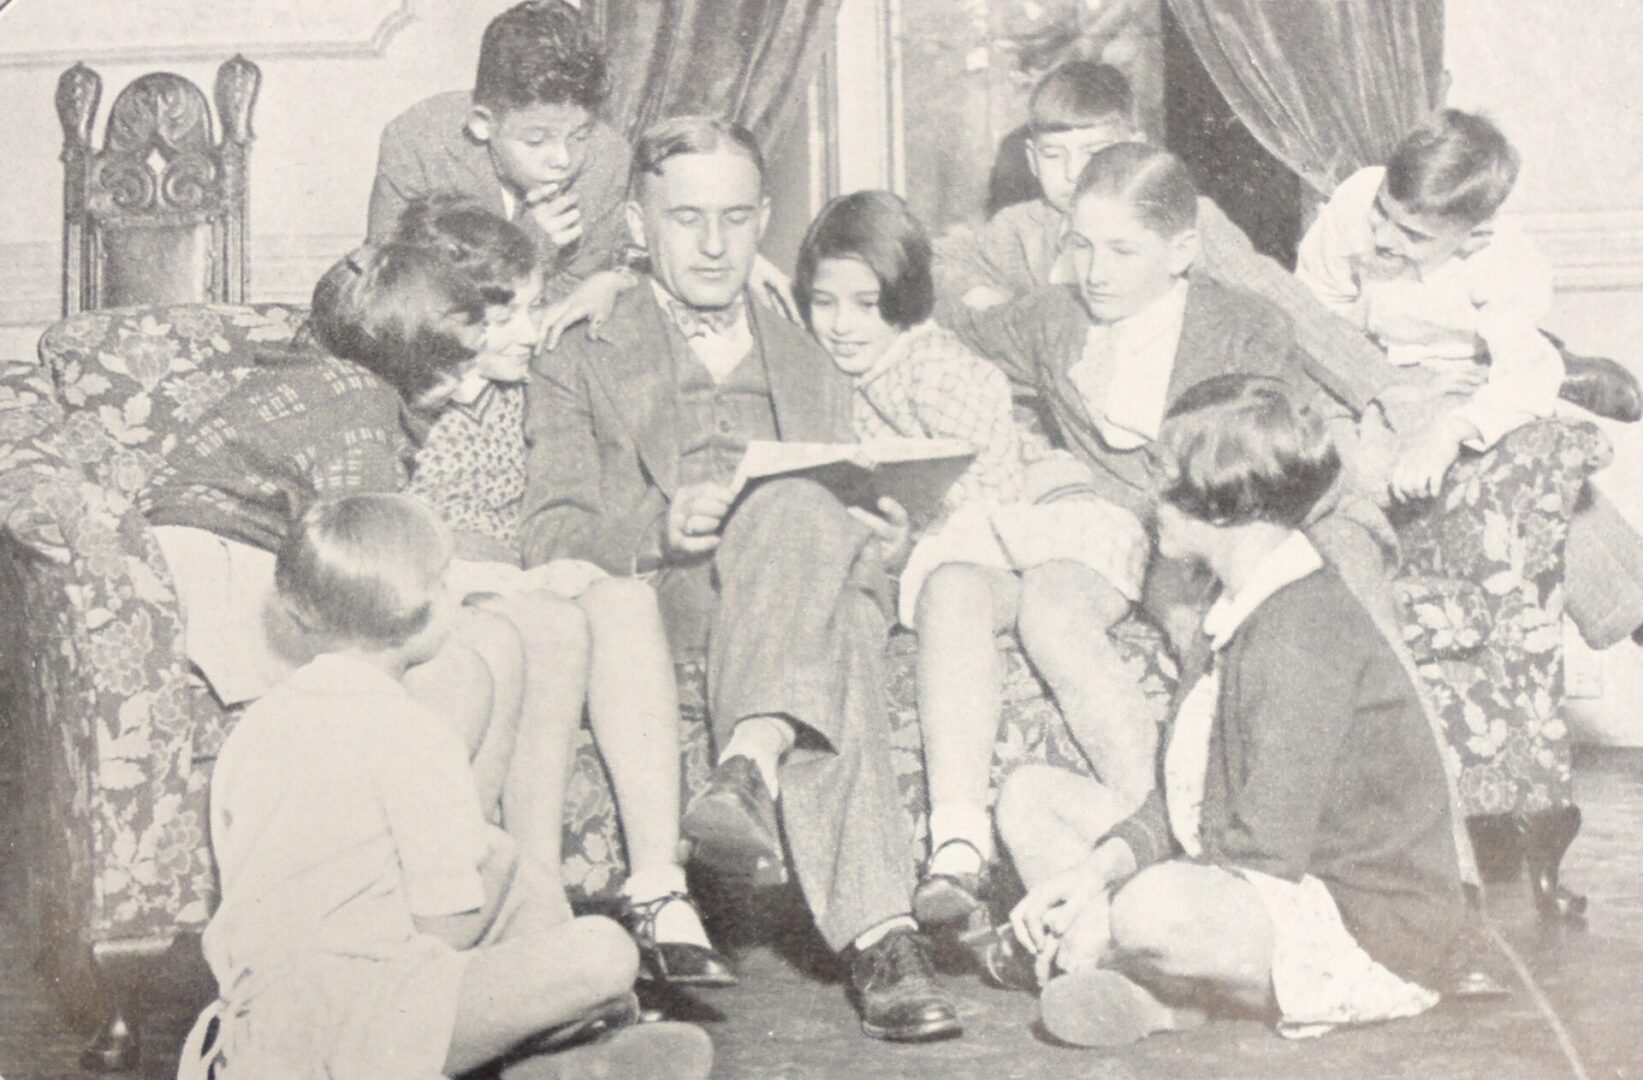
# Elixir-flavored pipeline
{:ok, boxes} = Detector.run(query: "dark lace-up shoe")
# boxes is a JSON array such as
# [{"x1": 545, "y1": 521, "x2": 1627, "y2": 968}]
[{"x1": 848, "y1": 928, "x2": 962, "y2": 1042}]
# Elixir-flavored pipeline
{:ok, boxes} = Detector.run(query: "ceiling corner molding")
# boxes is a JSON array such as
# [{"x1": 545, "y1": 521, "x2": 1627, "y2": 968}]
[{"x1": 0, "y1": 1, "x2": 417, "y2": 68}]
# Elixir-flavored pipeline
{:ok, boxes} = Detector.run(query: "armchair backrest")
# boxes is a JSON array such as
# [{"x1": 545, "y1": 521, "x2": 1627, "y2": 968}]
[
  {"x1": 58, "y1": 57, "x2": 261, "y2": 316},
  {"x1": 35, "y1": 303, "x2": 307, "y2": 490}
]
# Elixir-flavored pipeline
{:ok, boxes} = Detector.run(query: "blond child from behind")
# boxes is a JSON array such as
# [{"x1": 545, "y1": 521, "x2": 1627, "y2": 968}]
[{"x1": 180, "y1": 492, "x2": 710, "y2": 1080}]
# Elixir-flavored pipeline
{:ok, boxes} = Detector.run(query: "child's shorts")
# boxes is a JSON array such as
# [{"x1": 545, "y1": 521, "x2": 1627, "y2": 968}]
[
  {"x1": 897, "y1": 498, "x2": 1149, "y2": 627},
  {"x1": 1238, "y1": 869, "x2": 1439, "y2": 1039}
]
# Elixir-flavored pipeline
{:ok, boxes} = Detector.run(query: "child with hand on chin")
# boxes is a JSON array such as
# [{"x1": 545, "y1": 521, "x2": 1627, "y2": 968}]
[{"x1": 993, "y1": 376, "x2": 1465, "y2": 1048}]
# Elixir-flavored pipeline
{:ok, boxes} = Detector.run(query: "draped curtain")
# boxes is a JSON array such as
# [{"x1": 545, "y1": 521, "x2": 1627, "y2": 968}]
[
  {"x1": 583, "y1": 0, "x2": 843, "y2": 158},
  {"x1": 1163, "y1": 0, "x2": 1444, "y2": 195}
]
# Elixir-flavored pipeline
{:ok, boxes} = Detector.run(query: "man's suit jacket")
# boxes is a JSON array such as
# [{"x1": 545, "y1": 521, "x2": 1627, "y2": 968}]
[
  {"x1": 367, "y1": 90, "x2": 631, "y2": 287},
  {"x1": 520, "y1": 284, "x2": 855, "y2": 572},
  {"x1": 943, "y1": 278, "x2": 1308, "y2": 518}
]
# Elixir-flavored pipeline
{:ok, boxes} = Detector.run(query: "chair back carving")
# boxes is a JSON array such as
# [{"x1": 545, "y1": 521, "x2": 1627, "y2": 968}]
[{"x1": 57, "y1": 56, "x2": 261, "y2": 316}]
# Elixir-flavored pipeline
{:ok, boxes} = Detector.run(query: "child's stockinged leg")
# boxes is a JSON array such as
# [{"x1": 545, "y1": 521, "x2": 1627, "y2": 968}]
[
  {"x1": 914, "y1": 563, "x2": 1019, "y2": 893},
  {"x1": 442, "y1": 915, "x2": 639, "y2": 1075},
  {"x1": 480, "y1": 592, "x2": 593, "y2": 930},
  {"x1": 1017, "y1": 561, "x2": 1156, "y2": 809},
  {"x1": 577, "y1": 576, "x2": 712, "y2": 951}
]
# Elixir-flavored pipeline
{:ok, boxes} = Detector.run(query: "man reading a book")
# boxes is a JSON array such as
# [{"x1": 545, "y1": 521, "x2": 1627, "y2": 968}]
[{"x1": 519, "y1": 115, "x2": 963, "y2": 1044}]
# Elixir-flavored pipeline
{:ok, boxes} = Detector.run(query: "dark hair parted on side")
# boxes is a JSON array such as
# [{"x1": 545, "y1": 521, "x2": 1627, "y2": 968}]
[
  {"x1": 391, "y1": 195, "x2": 537, "y2": 305},
  {"x1": 1029, "y1": 60, "x2": 1133, "y2": 134},
  {"x1": 474, "y1": 1, "x2": 607, "y2": 114},
  {"x1": 793, "y1": 190, "x2": 934, "y2": 332},
  {"x1": 1074, "y1": 141, "x2": 1199, "y2": 238},
  {"x1": 1154, "y1": 375, "x2": 1340, "y2": 529},
  {"x1": 309, "y1": 244, "x2": 480, "y2": 405},
  {"x1": 1385, "y1": 109, "x2": 1520, "y2": 226},
  {"x1": 632, "y1": 115, "x2": 765, "y2": 194},
  {"x1": 275, "y1": 492, "x2": 453, "y2": 650}
]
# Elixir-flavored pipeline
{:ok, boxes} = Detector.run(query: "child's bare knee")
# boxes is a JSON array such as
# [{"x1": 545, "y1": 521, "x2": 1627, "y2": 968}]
[
  {"x1": 1109, "y1": 864, "x2": 1193, "y2": 954},
  {"x1": 996, "y1": 764, "x2": 1059, "y2": 850},
  {"x1": 512, "y1": 591, "x2": 591, "y2": 659},
  {"x1": 579, "y1": 574, "x2": 658, "y2": 615},
  {"x1": 459, "y1": 608, "x2": 527, "y2": 683}
]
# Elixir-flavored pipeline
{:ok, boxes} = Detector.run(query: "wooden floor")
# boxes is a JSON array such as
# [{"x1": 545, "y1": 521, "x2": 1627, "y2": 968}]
[{"x1": 3, "y1": 748, "x2": 1641, "y2": 1079}]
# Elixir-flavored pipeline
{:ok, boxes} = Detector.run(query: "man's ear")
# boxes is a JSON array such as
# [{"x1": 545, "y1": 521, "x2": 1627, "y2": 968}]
[
  {"x1": 466, "y1": 106, "x2": 495, "y2": 144},
  {"x1": 1167, "y1": 228, "x2": 1201, "y2": 276},
  {"x1": 625, "y1": 200, "x2": 648, "y2": 251}
]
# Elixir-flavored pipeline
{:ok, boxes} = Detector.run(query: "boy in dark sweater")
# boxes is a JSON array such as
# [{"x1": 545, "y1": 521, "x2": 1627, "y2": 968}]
[{"x1": 993, "y1": 375, "x2": 1464, "y2": 1046}]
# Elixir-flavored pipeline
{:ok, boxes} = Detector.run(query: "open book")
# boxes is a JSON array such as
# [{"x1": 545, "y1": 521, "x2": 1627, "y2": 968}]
[{"x1": 728, "y1": 438, "x2": 976, "y2": 530}]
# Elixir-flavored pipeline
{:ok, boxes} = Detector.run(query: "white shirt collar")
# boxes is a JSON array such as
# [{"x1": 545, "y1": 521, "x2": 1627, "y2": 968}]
[
  {"x1": 286, "y1": 652, "x2": 409, "y2": 697},
  {"x1": 1201, "y1": 530, "x2": 1324, "y2": 650},
  {"x1": 1070, "y1": 279, "x2": 1190, "y2": 448}
]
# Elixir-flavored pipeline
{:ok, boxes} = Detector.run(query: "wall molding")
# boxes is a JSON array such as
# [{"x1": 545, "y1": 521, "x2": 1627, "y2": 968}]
[
  {"x1": 1512, "y1": 208, "x2": 1643, "y2": 293},
  {"x1": 0, "y1": 1, "x2": 416, "y2": 68}
]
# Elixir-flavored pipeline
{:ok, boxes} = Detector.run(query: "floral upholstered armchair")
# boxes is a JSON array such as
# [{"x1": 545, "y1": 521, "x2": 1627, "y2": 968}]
[
  {"x1": 0, "y1": 303, "x2": 1176, "y2": 1067},
  {"x1": 1392, "y1": 418, "x2": 1612, "y2": 921}
]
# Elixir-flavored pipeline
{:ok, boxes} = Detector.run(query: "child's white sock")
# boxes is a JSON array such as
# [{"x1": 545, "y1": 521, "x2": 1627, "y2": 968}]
[
  {"x1": 721, "y1": 715, "x2": 795, "y2": 797},
  {"x1": 852, "y1": 914, "x2": 919, "y2": 953},
  {"x1": 927, "y1": 802, "x2": 992, "y2": 877},
  {"x1": 622, "y1": 865, "x2": 711, "y2": 948}
]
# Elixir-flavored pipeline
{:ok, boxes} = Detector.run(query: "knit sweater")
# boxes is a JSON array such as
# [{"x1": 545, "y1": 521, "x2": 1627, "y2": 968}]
[{"x1": 1107, "y1": 568, "x2": 1466, "y2": 989}]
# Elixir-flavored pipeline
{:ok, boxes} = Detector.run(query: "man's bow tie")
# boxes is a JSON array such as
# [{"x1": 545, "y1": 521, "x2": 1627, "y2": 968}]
[{"x1": 669, "y1": 298, "x2": 746, "y2": 339}]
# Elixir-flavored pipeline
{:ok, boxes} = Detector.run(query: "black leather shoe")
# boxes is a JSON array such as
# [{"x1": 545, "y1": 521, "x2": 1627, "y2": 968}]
[
  {"x1": 682, "y1": 757, "x2": 787, "y2": 885},
  {"x1": 619, "y1": 891, "x2": 738, "y2": 988},
  {"x1": 961, "y1": 923, "x2": 1037, "y2": 993},
  {"x1": 912, "y1": 840, "x2": 987, "y2": 929},
  {"x1": 1559, "y1": 351, "x2": 1643, "y2": 423},
  {"x1": 1520, "y1": 805, "x2": 1589, "y2": 924},
  {"x1": 848, "y1": 929, "x2": 962, "y2": 1042}
]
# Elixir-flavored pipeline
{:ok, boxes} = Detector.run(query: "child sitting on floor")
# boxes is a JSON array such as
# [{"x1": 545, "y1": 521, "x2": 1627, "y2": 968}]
[
  {"x1": 993, "y1": 376, "x2": 1465, "y2": 1047},
  {"x1": 180, "y1": 493, "x2": 712, "y2": 1080},
  {"x1": 794, "y1": 189, "x2": 1149, "y2": 931},
  {"x1": 395, "y1": 195, "x2": 733, "y2": 986}
]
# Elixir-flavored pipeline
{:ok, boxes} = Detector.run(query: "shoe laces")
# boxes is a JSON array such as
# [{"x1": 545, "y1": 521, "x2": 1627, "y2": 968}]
[
  {"x1": 865, "y1": 930, "x2": 934, "y2": 986},
  {"x1": 624, "y1": 890, "x2": 694, "y2": 943}
]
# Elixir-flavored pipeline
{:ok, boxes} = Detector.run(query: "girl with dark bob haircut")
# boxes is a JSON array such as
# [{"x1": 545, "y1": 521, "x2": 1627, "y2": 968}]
[{"x1": 793, "y1": 190, "x2": 934, "y2": 332}]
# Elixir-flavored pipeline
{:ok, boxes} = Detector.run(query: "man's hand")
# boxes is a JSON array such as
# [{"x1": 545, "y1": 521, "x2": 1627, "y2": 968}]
[
  {"x1": 537, "y1": 269, "x2": 634, "y2": 351},
  {"x1": 1389, "y1": 415, "x2": 1474, "y2": 502},
  {"x1": 522, "y1": 185, "x2": 583, "y2": 249},
  {"x1": 665, "y1": 482, "x2": 735, "y2": 559},
  {"x1": 848, "y1": 497, "x2": 912, "y2": 570}
]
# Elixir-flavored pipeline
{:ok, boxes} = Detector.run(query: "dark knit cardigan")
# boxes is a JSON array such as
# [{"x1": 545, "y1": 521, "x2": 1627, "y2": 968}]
[{"x1": 1108, "y1": 568, "x2": 1466, "y2": 989}]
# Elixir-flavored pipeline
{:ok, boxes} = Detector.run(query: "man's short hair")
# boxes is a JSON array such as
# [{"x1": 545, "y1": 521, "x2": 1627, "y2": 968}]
[
  {"x1": 474, "y1": 1, "x2": 607, "y2": 114},
  {"x1": 276, "y1": 493, "x2": 453, "y2": 650},
  {"x1": 1385, "y1": 109, "x2": 1520, "y2": 226},
  {"x1": 392, "y1": 195, "x2": 537, "y2": 305},
  {"x1": 793, "y1": 190, "x2": 933, "y2": 331},
  {"x1": 1029, "y1": 61, "x2": 1133, "y2": 135},
  {"x1": 1154, "y1": 375, "x2": 1340, "y2": 529},
  {"x1": 632, "y1": 115, "x2": 765, "y2": 195},
  {"x1": 309, "y1": 243, "x2": 479, "y2": 404},
  {"x1": 1074, "y1": 141, "x2": 1198, "y2": 237}
]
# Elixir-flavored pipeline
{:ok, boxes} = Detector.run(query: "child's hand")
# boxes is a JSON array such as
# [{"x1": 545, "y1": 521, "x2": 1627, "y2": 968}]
[
  {"x1": 523, "y1": 186, "x2": 583, "y2": 249},
  {"x1": 1009, "y1": 856, "x2": 1107, "y2": 957},
  {"x1": 849, "y1": 497, "x2": 912, "y2": 570},
  {"x1": 536, "y1": 270, "x2": 632, "y2": 350},
  {"x1": 749, "y1": 254, "x2": 798, "y2": 323},
  {"x1": 1389, "y1": 417, "x2": 1472, "y2": 501}
]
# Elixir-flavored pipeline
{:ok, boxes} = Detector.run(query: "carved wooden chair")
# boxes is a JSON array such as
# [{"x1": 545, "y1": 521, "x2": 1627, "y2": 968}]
[{"x1": 56, "y1": 56, "x2": 261, "y2": 316}]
